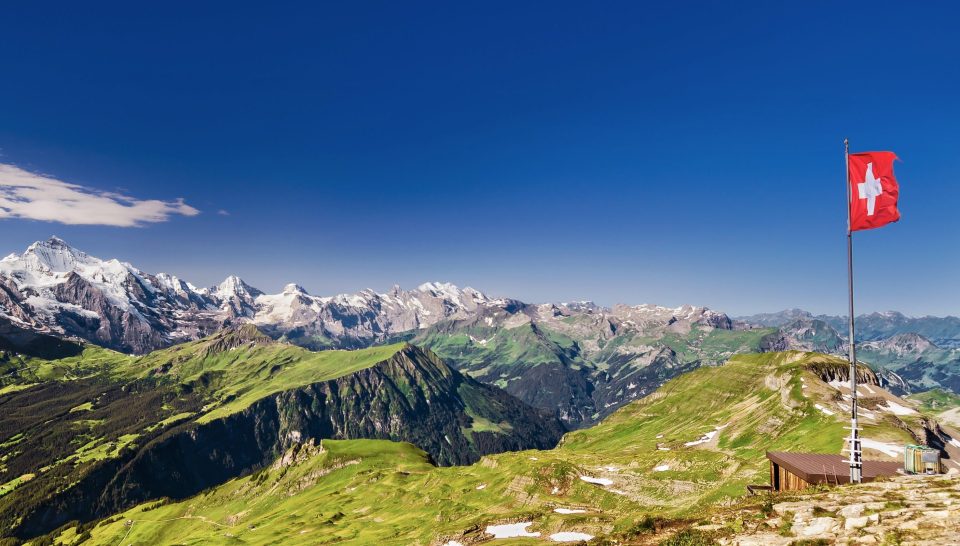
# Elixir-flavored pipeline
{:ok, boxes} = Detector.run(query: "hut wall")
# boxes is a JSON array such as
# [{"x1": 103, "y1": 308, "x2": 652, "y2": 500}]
[{"x1": 770, "y1": 461, "x2": 812, "y2": 491}]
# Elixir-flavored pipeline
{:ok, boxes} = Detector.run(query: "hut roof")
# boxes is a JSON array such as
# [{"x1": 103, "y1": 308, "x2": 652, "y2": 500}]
[{"x1": 767, "y1": 451, "x2": 902, "y2": 485}]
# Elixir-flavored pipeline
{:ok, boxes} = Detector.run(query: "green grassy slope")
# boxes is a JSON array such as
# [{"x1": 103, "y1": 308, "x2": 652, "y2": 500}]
[
  {"x1": 3, "y1": 325, "x2": 406, "y2": 425},
  {"x1": 907, "y1": 388, "x2": 960, "y2": 412},
  {"x1": 55, "y1": 351, "x2": 925, "y2": 545},
  {"x1": 2, "y1": 328, "x2": 572, "y2": 541},
  {"x1": 0, "y1": 329, "x2": 411, "y2": 537}
]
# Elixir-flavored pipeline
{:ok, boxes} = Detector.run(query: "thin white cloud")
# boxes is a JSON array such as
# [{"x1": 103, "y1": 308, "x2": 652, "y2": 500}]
[{"x1": 0, "y1": 164, "x2": 200, "y2": 227}]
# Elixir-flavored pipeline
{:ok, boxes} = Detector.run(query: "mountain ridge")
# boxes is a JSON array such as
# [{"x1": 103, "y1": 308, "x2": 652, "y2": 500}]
[
  {"x1": 0, "y1": 238, "x2": 742, "y2": 355},
  {"x1": 0, "y1": 331, "x2": 564, "y2": 539}
]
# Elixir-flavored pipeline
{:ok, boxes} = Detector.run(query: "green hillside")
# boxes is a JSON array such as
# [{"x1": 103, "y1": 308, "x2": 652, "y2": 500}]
[
  {"x1": 0, "y1": 327, "x2": 566, "y2": 540},
  {"x1": 1, "y1": 325, "x2": 404, "y2": 422},
  {"x1": 50, "y1": 351, "x2": 933, "y2": 545}
]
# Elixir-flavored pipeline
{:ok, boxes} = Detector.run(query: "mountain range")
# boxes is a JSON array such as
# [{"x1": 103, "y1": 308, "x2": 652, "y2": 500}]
[
  {"x1": 2, "y1": 237, "x2": 959, "y2": 428},
  {"x1": 0, "y1": 237, "x2": 520, "y2": 354},
  {"x1": 736, "y1": 308, "x2": 960, "y2": 348}
]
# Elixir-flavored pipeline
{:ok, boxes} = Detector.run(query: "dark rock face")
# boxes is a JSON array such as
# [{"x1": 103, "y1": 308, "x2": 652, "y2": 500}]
[
  {"x1": 490, "y1": 360, "x2": 597, "y2": 425},
  {"x1": 0, "y1": 316, "x2": 83, "y2": 360},
  {"x1": 50, "y1": 273, "x2": 162, "y2": 354},
  {"x1": 805, "y1": 358, "x2": 882, "y2": 387},
  {"x1": 6, "y1": 345, "x2": 564, "y2": 539},
  {"x1": 589, "y1": 346, "x2": 697, "y2": 418}
]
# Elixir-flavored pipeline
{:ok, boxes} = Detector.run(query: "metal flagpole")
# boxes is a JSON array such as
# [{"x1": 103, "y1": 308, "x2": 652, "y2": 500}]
[{"x1": 845, "y1": 138, "x2": 863, "y2": 484}]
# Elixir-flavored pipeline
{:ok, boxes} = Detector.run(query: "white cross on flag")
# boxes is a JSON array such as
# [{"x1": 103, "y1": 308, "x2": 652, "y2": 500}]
[{"x1": 848, "y1": 151, "x2": 900, "y2": 231}]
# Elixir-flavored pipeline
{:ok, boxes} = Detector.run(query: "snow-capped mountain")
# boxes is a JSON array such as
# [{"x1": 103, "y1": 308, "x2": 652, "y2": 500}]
[
  {"x1": 0, "y1": 238, "x2": 527, "y2": 353},
  {"x1": 251, "y1": 281, "x2": 520, "y2": 349},
  {"x1": 0, "y1": 237, "x2": 224, "y2": 352}
]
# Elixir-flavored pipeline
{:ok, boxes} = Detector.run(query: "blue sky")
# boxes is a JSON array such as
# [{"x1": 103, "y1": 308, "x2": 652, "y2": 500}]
[{"x1": 1, "y1": 1, "x2": 958, "y2": 315}]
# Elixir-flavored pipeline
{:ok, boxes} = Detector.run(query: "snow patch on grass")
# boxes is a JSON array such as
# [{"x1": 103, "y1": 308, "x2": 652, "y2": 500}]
[
  {"x1": 554, "y1": 508, "x2": 587, "y2": 514},
  {"x1": 550, "y1": 531, "x2": 595, "y2": 542},
  {"x1": 861, "y1": 438, "x2": 905, "y2": 457},
  {"x1": 814, "y1": 403, "x2": 835, "y2": 416},
  {"x1": 684, "y1": 424, "x2": 727, "y2": 447},
  {"x1": 579, "y1": 475, "x2": 613, "y2": 486},
  {"x1": 882, "y1": 401, "x2": 917, "y2": 416},
  {"x1": 654, "y1": 464, "x2": 670, "y2": 472},
  {"x1": 486, "y1": 522, "x2": 540, "y2": 538}
]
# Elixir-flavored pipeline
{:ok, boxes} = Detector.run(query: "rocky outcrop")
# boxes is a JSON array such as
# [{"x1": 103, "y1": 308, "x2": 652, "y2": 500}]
[
  {"x1": 805, "y1": 358, "x2": 881, "y2": 387},
  {"x1": 0, "y1": 316, "x2": 83, "y2": 360},
  {"x1": 774, "y1": 319, "x2": 847, "y2": 354},
  {"x1": 708, "y1": 474, "x2": 960, "y2": 545}
]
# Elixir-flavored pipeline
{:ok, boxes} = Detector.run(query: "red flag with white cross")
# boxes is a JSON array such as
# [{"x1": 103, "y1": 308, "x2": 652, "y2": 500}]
[{"x1": 848, "y1": 151, "x2": 900, "y2": 231}]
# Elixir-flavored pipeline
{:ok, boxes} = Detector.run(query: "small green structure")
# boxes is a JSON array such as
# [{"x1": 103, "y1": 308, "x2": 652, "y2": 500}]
[{"x1": 904, "y1": 445, "x2": 940, "y2": 474}]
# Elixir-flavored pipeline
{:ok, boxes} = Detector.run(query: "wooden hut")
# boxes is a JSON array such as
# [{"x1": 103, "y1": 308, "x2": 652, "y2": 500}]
[
  {"x1": 766, "y1": 451, "x2": 902, "y2": 492},
  {"x1": 904, "y1": 445, "x2": 941, "y2": 474}
]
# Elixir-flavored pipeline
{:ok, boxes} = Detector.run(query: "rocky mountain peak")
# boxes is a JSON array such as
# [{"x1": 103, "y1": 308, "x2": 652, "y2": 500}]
[
  {"x1": 878, "y1": 332, "x2": 936, "y2": 353},
  {"x1": 216, "y1": 275, "x2": 261, "y2": 299},
  {"x1": 198, "y1": 323, "x2": 275, "y2": 355},
  {"x1": 282, "y1": 283, "x2": 308, "y2": 295},
  {"x1": 736, "y1": 308, "x2": 815, "y2": 327},
  {"x1": 559, "y1": 300, "x2": 602, "y2": 313},
  {"x1": 18, "y1": 236, "x2": 94, "y2": 274},
  {"x1": 611, "y1": 303, "x2": 731, "y2": 329}
]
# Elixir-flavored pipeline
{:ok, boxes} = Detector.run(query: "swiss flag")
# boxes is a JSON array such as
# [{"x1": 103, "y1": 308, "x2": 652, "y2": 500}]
[{"x1": 848, "y1": 151, "x2": 900, "y2": 231}]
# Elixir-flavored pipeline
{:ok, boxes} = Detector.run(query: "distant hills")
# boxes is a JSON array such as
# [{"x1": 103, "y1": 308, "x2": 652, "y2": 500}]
[
  {"x1": 736, "y1": 308, "x2": 960, "y2": 348},
  {"x1": 737, "y1": 312, "x2": 960, "y2": 395}
]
